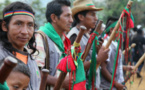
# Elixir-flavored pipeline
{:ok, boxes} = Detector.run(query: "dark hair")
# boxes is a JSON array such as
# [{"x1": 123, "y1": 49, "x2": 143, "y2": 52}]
[
  {"x1": 0, "y1": 1, "x2": 37, "y2": 56},
  {"x1": 0, "y1": 60, "x2": 30, "y2": 78},
  {"x1": 46, "y1": 0, "x2": 71, "y2": 23},
  {"x1": 137, "y1": 29, "x2": 143, "y2": 35},
  {"x1": 13, "y1": 61, "x2": 31, "y2": 78},
  {"x1": 72, "y1": 10, "x2": 89, "y2": 27},
  {"x1": 105, "y1": 17, "x2": 118, "y2": 34}
]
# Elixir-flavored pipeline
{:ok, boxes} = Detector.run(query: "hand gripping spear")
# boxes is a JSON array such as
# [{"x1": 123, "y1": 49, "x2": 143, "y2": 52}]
[
  {"x1": 54, "y1": 26, "x2": 87, "y2": 90},
  {"x1": 122, "y1": 43, "x2": 136, "y2": 55},
  {"x1": 122, "y1": 53, "x2": 145, "y2": 84},
  {"x1": 96, "y1": 0, "x2": 133, "y2": 70},
  {"x1": 0, "y1": 56, "x2": 18, "y2": 84},
  {"x1": 81, "y1": 20, "x2": 103, "y2": 62}
]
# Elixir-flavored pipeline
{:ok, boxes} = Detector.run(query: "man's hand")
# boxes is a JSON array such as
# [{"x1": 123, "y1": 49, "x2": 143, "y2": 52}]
[
  {"x1": 97, "y1": 46, "x2": 110, "y2": 63},
  {"x1": 114, "y1": 82, "x2": 125, "y2": 90},
  {"x1": 95, "y1": 39, "x2": 104, "y2": 54}
]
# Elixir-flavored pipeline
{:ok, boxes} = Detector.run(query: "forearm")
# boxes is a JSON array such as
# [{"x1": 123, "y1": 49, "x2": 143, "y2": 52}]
[
  {"x1": 46, "y1": 73, "x2": 69, "y2": 89},
  {"x1": 101, "y1": 67, "x2": 112, "y2": 82},
  {"x1": 83, "y1": 61, "x2": 91, "y2": 70},
  {"x1": 46, "y1": 74, "x2": 58, "y2": 86}
]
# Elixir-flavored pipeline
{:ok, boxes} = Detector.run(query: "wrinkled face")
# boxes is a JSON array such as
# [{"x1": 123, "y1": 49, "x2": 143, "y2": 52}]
[
  {"x1": 83, "y1": 11, "x2": 98, "y2": 29},
  {"x1": 7, "y1": 72, "x2": 30, "y2": 90},
  {"x1": 55, "y1": 6, "x2": 73, "y2": 32},
  {"x1": 2, "y1": 15, "x2": 34, "y2": 51}
]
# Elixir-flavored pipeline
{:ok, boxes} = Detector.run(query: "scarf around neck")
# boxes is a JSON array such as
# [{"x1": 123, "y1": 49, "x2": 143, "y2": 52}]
[{"x1": 39, "y1": 22, "x2": 71, "y2": 55}]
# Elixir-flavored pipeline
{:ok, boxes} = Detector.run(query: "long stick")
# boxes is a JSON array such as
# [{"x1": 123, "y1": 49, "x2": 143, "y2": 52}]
[
  {"x1": 0, "y1": 56, "x2": 17, "y2": 84},
  {"x1": 122, "y1": 43, "x2": 136, "y2": 55},
  {"x1": 39, "y1": 69, "x2": 49, "y2": 90},
  {"x1": 96, "y1": 0, "x2": 133, "y2": 70},
  {"x1": 122, "y1": 53, "x2": 145, "y2": 84},
  {"x1": 54, "y1": 26, "x2": 86, "y2": 90},
  {"x1": 81, "y1": 20, "x2": 103, "y2": 62}
]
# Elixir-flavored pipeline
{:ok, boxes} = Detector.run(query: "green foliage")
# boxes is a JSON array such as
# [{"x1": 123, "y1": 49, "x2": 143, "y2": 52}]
[
  {"x1": 94, "y1": 0, "x2": 145, "y2": 26},
  {"x1": 0, "y1": 0, "x2": 11, "y2": 19},
  {"x1": 30, "y1": 0, "x2": 46, "y2": 27}
]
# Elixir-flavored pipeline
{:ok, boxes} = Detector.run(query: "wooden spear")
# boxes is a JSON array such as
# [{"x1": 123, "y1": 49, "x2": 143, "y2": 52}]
[
  {"x1": 0, "y1": 56, "x2": 18, "y2": 84},
  {"x1": 54, "y1": 26, "x2": 87, "y2": 90},
  {"x1": 96, "y1": 0, "x2": 133, "y2": 70}
]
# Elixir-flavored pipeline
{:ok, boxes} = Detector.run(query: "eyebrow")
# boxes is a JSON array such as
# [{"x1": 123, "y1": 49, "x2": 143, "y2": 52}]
[{"x1": 14, "y1": 20, "x2": 34, "y2": 24}]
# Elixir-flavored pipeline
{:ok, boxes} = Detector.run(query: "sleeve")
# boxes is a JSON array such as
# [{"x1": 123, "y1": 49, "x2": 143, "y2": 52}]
[
  {"x1": 69, "y1": 34, "x2": 77, "y2": 45},
  {"x1": 34, "y1": 33, "x2": 46, "y2": 68}
]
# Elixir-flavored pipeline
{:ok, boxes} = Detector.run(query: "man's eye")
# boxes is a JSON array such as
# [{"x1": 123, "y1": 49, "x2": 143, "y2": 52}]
[
  {"x1": 16, "y1": 22, "x2": 21, "y2": 26},
  {"x1": 13, "y1": 85, "x2": 19, "y2": 89},
  {"x1": 28, "y1": 23, "x2": 34, "y2": 27}
]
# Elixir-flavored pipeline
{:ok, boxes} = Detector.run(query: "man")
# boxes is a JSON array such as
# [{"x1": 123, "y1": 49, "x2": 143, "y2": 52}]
[
  {"x1": 67, "y1": 0, "x2": 109, "y2": 89},
  {"x1": 131, "y1": 27, "x2": 145, "y2": 78},
  {"x1": 0, "y1": 2, "x2": 41, "y2": 90},
  {"x1": 101, "y1": 17, "x2": 135, "y2": 90},
  {"x1": 35, "y1": 0, "x2": 73, "y2": 89}
]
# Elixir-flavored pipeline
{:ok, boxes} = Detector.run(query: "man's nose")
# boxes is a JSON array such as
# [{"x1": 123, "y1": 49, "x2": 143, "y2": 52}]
[{"x1": 21, "y1": 25, "x2": 28, "y2": 34}]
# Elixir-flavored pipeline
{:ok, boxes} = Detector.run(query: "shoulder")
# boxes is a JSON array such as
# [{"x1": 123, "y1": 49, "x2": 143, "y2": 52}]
[{"x1": 67, "y1": 27, "x2": 79, "y2": 38}]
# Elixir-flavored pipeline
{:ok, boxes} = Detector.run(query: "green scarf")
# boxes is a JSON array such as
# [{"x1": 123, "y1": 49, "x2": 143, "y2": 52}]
[{"x1": 39, "y1": 22, "x2": 64, "y2": 52}]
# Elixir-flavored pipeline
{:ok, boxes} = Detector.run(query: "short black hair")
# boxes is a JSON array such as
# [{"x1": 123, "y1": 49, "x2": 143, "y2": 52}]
[
  {"x1": 46, "y1": 0, "x2": 71, "y2": 23},
  {"x1": 72, "y1": 10, "x2": 89, "y2": 27},
  {"x1": 0, "y1": 1, "x2": 37, "y2": 56}
]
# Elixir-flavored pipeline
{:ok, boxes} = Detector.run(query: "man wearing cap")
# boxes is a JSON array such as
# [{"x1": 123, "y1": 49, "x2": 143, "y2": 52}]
[{"x1": 67, "y1": 0, "x2": 109, "y2": 89}]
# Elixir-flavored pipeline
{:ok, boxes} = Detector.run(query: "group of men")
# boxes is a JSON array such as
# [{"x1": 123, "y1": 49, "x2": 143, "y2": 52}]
[{"x1": 0, "y1": 0, "x2": 138, "y2": 90}]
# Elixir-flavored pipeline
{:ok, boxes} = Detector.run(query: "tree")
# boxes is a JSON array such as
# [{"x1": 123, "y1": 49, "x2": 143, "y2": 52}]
[
  {"x1": 93, "y1": 0, "x2": 145, "y2": 26},
  {"x1": 0, "y1": 0, "x2": 11, "y2": 19}
]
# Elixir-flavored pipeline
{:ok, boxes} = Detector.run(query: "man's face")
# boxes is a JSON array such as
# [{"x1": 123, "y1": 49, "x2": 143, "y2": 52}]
[
  {"x1": 83, "y1": 11, "x2": 98, "y2": 29},
  {"x1": 7, "y1": 72, "x2": 30, "y2": 90},
  {"x1": 2, "y1": 15, "x2": 34, "y2": 50},
  {"x1": 55, "y1": 6, "x2": 73, "y2": 32}
]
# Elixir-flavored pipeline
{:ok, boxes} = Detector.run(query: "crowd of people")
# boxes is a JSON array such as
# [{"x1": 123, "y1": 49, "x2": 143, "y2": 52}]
[{"x1": 0, "y1": 0, "x2": 144, "y2": 90}]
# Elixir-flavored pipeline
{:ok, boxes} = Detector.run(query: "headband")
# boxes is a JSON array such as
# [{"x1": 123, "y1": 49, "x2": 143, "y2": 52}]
[
  {"x1": 105, "y1": 21, "x2": 117, "y2": 33},
  {"x1": 4, "y1": 10, "x2": 35, "y2": 19}
]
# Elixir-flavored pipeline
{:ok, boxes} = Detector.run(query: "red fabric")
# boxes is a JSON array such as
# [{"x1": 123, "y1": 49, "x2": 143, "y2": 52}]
[
  {"x1": 73, "y1": 80, "x2": 86, "y2": 90},
  {"x1": 122, "y1": 9, "x2": 134, "y2": 28},
  {"x1": 63, "y1": 34, "x2": 71, "y2": 54},
  {"x1": 88, "y1": 33, "x2": 97, "y2": 43},
  {"x1": 104, "y1": 34, "x2": 108, "y2": 39},
  {"x1": 57, "y1": 55, "x2": 76, "y2": 73}
]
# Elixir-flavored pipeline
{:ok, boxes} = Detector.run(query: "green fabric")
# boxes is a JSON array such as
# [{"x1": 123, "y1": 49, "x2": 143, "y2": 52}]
[
  {"x1": 73, "y1": 53, "x2": 86, "y2": 84},
  {"x1": 86, "y1": 4, "x2": 94, "y2": 6},
  {"x1": 94, "y1": 31, "x2": 99, "y2": 35},
  {"x1": 88, "y1": 36, "x2": 99, "y2": 89},
  {"x1": 109, "y1": 39, "x2": 120, "y2": 90},
  {"x1": 105, "y1": 21, "x2": 117, "y2": 33},
  {"x1": 39, "y1": 22, "x2": 64, "y2": 53},
  {"x1": 124, "y1": 7, "x2": 135, "y2": 23},
  {"x1": 0, "y1": 81, "x2": 9, "y2": 90}
]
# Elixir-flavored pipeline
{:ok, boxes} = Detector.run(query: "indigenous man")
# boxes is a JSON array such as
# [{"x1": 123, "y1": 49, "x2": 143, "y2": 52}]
[
  {"x1": 0, "y1": 1, "x2": 41, "y2": 90},
  {"x1": 67, "y1": 0, "x2": 109, "y2": 89},
  {"x1": 101, "y1": 17, "x2": 135, "y2": 90},
  {"x1": 35, "y1": 0, "x2": 73, "y2": 89}
]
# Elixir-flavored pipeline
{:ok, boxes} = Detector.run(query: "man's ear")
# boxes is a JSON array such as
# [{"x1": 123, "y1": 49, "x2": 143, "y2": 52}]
[
  {"x1": 50, "y1": 14, "x2": 57, "y2": 23},
  {"x1": 78, "y1": 14, "x2": 85, "y2": 21},
  {"x1": 2, "y1": 21, "x2": 8, "y2": 32}
]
